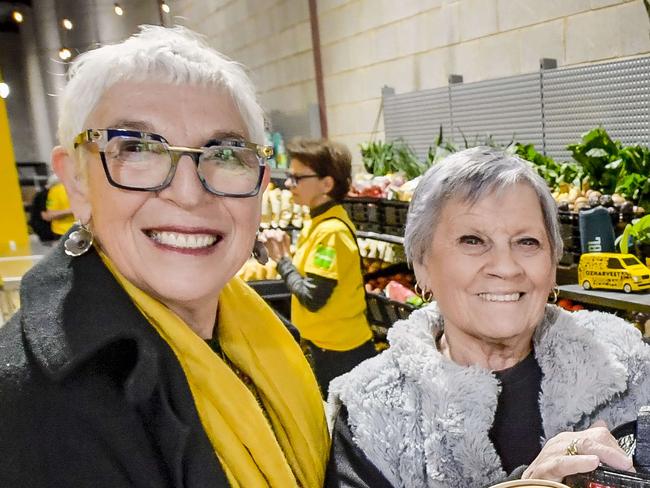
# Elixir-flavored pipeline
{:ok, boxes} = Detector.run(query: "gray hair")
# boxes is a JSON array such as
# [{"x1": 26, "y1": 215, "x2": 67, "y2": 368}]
[
  {"x1": 58, "y1": 25, "x2": 265, "y2": 159},
  {"x1": 404, "y1": 146, "x2": 562, "y2": 265}
]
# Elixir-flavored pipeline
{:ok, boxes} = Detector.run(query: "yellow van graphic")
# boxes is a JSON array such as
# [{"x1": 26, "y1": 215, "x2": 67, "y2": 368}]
[{"x1": 578, "y1": 253, "x2": 650, "y2": 293}]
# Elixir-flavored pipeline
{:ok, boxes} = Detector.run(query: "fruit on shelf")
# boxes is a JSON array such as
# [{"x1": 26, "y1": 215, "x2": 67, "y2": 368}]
[
  {"x1": 237, "y1": 258, "x2": 279, "y2": 281},
  {"x1": 260, "y1": 184, "x2": 310, "y2": 230},
  {"x1": 552, "y1": 184, "x2": 642, "y2": 218}
]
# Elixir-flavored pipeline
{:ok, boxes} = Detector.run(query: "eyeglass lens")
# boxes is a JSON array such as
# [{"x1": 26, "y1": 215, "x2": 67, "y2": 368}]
[{"x1": 103, "y1": 136, "x2": 261, "y2": 195}]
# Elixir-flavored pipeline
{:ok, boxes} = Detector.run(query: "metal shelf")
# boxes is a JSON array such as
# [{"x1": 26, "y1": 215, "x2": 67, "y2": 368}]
[
  {"x1": 558, "y1": 284, "x2": 650, "y2": 313},
  {"x1": 356, "y1": 231, "x2": 404, "y2": 245}
]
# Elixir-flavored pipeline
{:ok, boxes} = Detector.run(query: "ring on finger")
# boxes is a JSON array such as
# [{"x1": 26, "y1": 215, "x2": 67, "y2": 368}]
[{"x1": 565, "y1": 438, "x2": 579, "y2": 456}]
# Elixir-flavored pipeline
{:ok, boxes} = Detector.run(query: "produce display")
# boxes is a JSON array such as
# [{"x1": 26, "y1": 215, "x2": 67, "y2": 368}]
[
  {"x1": 358, "y1": 238, "x2": 405, "y2": 267},
  {"x1": 551, "y1": 184, "x2": 643, "y2": 218},
  {"x1": 556, "y1": 298, "x2": 585, "y2": 312},
  {"x1": 363, "y1": 262, "x2": 425, "y2": 309},
  {"x1": 356, "y1": 127, "x2": 650, "y2": 210},
  {"x1": 237, "y1": 257, "x2": 279, "y2": 281},
  {"x1": 260, "y1": 184, "x2": 310, "y2": 229}
]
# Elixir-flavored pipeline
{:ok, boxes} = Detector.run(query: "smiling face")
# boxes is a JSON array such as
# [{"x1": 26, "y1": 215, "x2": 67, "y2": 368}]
[
  {"x1": 414, "y1": 183, "x2": 555, "y2": 351},
  {"x1": 55, "y1": 81, "x2": 267, "y2": 333}
]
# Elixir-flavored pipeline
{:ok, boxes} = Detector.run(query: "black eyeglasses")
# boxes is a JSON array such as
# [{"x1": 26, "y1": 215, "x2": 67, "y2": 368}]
[
  {"x1": 73, "y1": 128, "x2": 273, "y2": 198},
  {"x1": 285, "y1": 172, "x2": 321, "y2": 186}
]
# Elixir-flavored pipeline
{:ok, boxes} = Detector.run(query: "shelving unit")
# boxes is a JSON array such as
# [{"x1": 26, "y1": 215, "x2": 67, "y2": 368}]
[
  {"x1": 356, "y1": 230, "x2": 404, "y2": 245},
  {"x1": 558, "y1": 285, "x2": 650, "y2": 314}
]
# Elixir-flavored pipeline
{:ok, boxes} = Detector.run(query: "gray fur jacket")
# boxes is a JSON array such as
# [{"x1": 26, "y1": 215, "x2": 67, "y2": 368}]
[{"x1": 328, "y1": 304, "x2": 650, "y2": 488}]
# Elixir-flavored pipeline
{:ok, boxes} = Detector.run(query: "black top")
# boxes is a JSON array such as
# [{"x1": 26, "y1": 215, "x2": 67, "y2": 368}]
[
  {"x1": 325, "y1": 405, "x2": 394, "y2": 488},
  {"x1": 0, "y1": 240, "x2": 229, "y2": 487},
  {"x1": 488, "y1": 351, "x2": 545, "y2": 474}
]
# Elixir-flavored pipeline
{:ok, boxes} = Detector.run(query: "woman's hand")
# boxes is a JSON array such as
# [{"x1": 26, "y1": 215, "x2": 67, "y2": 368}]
[
  {"x1": 259, "y1": 229, "x2": 291, "y2": 262},
  {"x1": 522, "y1": 420, "x2": 633, "y2": 482}
]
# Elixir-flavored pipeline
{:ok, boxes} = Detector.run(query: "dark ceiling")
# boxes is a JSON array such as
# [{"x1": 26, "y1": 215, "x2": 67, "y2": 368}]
[{"x1": 0, "y1": 1, "x2": 32, "y2": 33}]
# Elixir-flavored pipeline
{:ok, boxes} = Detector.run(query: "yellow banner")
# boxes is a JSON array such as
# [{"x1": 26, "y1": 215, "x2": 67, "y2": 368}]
[{"x1": 0, "y1": 96, "x2": 30, "y2": 256}]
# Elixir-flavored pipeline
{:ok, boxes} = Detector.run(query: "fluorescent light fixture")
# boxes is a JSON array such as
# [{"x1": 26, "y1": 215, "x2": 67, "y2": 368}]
[
  {"x1": 58, "y1": 47, "x2": 72, "y2": 61},
  {"x1": 0, "y1": 82, "x2": 9, "y2": 99}
]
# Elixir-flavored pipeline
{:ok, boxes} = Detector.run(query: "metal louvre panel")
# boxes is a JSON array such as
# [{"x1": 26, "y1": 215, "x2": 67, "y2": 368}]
[
  {"x1": 383, "y1": 55, "x2": 650, "y2": 163},
  {"x1": 543, "y1": 57, "x2": 650, "y2": 161},
  {"x1": 383, "y1": 88, "x2": 451, "y2": 160},
  {"x1": 449, "y1": 73, "x2": 543, "y2": 149}
]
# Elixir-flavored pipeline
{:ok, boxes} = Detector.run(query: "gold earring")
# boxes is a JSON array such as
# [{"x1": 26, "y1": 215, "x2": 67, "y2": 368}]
[
  {"x1": 548, "y1": 286, "x2": 559, "y2": 304},
  {"x1": 415, "y1": 282, "x2": 434, "y2": 303}
]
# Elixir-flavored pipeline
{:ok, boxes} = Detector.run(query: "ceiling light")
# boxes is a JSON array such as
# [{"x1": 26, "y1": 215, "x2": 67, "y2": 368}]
[
  {"x1": 114, "y1": 3, "x2": 124, "y2": 16},
  {"x1": 161, "y1": 2, "x2": 170, "y2": 13},
  {"x1": 12, "y1": 11, "x2": 24, "y2": 23},
  {"x1": 0, "y1": 82, "x2": 9, "y2": 99},
  {"x1": 58, "y1": 47, "x2": 72, "y2": 61},
  {"x1": 62, "y1": 18, "x2": 73, "y2": 30}
]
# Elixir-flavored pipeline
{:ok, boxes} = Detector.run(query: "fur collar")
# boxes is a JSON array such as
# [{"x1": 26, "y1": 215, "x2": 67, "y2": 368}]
[{"x1": 329, "y1": 303, "x2": 649, "y2": 487}]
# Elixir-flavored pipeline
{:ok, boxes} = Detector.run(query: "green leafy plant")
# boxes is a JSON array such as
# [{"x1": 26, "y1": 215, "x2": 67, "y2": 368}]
[
  {"x1": 512, "y1": 143, "x2": 583, "y2": 189},
  {"x1": 360, "y1": 139, "x2": 428, "y2": 179},
  {"x1": 360, "y1": 141, "x2": 395, "y2": 176},
  {"x1": 617, "y1": 215, "x2": 650, "y2": 255},
  {"x1": 566, "y1": 127, "x2": 621, "y2": 194},
  {"x1": 426, "y1": 126, "x2": 457, "y2": 165},
  {"x1": 567, "y1": 127, "x2": 650, "y2": 206}
]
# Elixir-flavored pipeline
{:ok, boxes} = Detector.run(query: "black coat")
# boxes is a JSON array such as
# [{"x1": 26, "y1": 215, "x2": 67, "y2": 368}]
[{"x1": 0, "y1": 243, "x2": 229, "y2": 487}]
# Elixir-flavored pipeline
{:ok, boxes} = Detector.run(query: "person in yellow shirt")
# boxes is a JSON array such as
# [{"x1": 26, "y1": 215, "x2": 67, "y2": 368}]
[
  {"x1": 262, "y1": 138, "x2": 375, "y2": 396},
  {"x1": 43, "y1": 178, "x2": 75, "y2": 236}
]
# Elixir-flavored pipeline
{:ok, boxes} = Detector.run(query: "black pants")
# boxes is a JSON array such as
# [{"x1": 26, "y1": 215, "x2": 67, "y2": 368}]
[{"x1": 305, "y1": 339, "x2": 377, "y2": 398}]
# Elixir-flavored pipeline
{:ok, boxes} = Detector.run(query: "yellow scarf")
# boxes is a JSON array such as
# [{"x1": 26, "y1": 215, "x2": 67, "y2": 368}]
[{"x1": 100, "y1": 252, "x2": 329, "y2": 487}]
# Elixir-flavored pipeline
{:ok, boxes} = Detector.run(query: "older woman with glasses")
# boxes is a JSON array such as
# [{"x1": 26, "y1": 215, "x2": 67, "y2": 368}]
[
  {"x1": 0, "y1": 26, "x2": 328, "y2": 487},
  {"x1": 262, "y1": 139, "x2": 375, "y2": 397}
]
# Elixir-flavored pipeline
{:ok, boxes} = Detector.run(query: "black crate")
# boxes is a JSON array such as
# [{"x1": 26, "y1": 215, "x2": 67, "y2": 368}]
[
  {"x1": 382, "y1": 200, "x2": 409, "y2": 227},
  {"x1": 343, "y1": 197, "x2": 382, "y2": 225},
  {"x1": 357, "y1": 222, "x2": 383, "y2": 233},
  {"x1": 365, "y1": 292, "x2": 416, "y2": 328},
  {"x1": 382, "y1": 225, "x2": 405, "y2": 237},
  {"x1": 248, "y1": 279, "x2": 291, "y2": 318},
  {"x1": 364, "y1": 261, "x2": 418, "y2": 329}
]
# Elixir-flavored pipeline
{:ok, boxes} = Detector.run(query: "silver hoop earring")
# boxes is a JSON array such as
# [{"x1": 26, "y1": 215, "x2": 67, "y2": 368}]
[
  {"x1": 414, "y1": 282, "x2": 434, "y2": 303},
  {"x1": 64, "y1": 223, "x2": 94, "y2": 257},
  {"x1": 548, "y1": 286, "x2": 559, "y2": 304}
]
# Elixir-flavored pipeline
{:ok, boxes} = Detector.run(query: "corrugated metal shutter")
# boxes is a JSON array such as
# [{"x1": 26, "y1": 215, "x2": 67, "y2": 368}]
[
  {"x1": 543, "y1": 57, "x2": 650, "y2": 161},
  {"x1": 383, "y1": 88, "x2": 451, "y2": 161},
  {"x1": 383, "y1": 55, "x2": 650, "y2": 160},
  {"x1": 449, "y1": 73, "x2": 542, "y2": 149}
]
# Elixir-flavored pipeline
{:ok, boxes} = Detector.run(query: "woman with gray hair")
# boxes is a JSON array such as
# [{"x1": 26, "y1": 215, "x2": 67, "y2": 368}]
[
  {"x1": 326, "y1": 146, "x2": 650, "y2": 487},
  {"x1": 0, "y1": 26, "x2": 328, "y2": 487}
]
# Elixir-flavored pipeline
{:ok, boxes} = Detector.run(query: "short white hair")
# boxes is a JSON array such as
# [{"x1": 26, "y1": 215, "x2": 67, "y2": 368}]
[
  {"x1": 404, "y1": 146, "x2": 563, "y2": 266},
  {"x1": 57, "y1": 25, "x2": 265, "y2": 157}
]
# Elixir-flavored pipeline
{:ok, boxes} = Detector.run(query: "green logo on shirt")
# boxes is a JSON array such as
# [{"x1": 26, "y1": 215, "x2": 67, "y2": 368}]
[{"x1": 314, "y1": 245, "x2": 336, "y2": 270}]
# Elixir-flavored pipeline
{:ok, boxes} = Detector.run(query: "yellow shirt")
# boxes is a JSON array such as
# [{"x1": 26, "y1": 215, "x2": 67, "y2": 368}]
[
  {"x1": 46, "y1": 183, "x2": 75, "y2": 236},
  {"x1": 291, "y1": 204, "x2": 372, "y2": 351}
]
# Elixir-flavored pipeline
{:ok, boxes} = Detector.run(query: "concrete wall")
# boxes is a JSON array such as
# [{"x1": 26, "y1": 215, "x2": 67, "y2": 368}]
[
  {"x1": 170, "y1": 0, "x2": 650, "y2": 164},
  {"x1": 169, "y1": 0, "x2": 319, "y2": 140}
]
